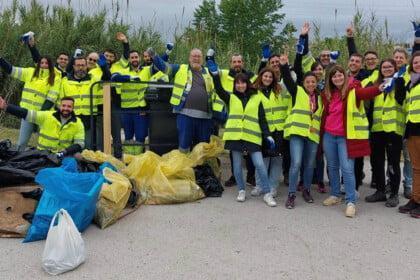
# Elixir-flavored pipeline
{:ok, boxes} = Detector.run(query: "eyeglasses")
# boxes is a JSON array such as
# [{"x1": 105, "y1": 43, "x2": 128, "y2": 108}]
[{"x1": 88, "y1": 57, "x2": 97, "y2": 62}]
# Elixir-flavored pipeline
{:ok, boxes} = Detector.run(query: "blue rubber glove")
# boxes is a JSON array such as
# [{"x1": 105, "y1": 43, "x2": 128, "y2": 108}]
[
  {"x1": 261, "y1": 43, "x2": 271, "y2": 61},
  {"x1": 412, "y1": 21, "x2": 420, "y2": 38},
  {"x1": 383, "y1": 77, "x2": 395, "y2": 93},
  {"x1": 166, "y1": 42, "x2": 174, "y2": 54},
  {"x1": 20, "y1": 31, "x2": 34, "y2": 44},
  {"x1": 394, "y1": 65, "x2": 407, "y2": 78},
  {"x1": 266, "y1": 136, "x2": 275, "y2": 150},
  {"x1": 330, "y1": 51, "x2": 340, "y2": 63},
  {"x1": 296, "y1": 37, "x2": 305, "y2": 55},
  {"x1": 97, "y1": 53, "x2": 107, "y2": 67},
  {"x1": 153, "y1": 55, "x2": 167, "y2": 72},
  {"x1": 206, "y1": 60, "x2": 219, "y2": 75},
  {"x1": 111, "y1": 73, "x2": 130, "y2": 82},
  {"x1": 206, "y1": 48, "x2": 215, "y2": 62}
]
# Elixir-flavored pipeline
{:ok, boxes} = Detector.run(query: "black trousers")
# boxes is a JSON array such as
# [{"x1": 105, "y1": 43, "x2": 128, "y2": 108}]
[
  {"x1": 371, "y1": 131, "x2": 403, "y2": 195},
  {"x1": 354, "y1": 157, "x2": 364, "y2": 190}
]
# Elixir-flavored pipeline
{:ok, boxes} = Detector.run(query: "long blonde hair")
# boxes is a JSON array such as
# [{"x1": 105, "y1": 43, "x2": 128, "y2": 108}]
[{"x1": 324, "y1": 65, "x2": 349, "y2": 101}]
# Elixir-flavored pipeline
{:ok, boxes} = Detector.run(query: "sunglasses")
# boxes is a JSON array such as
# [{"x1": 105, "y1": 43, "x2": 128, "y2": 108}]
[{"x1": 88, "y1": 57, "x2": 97, "y2": 62}]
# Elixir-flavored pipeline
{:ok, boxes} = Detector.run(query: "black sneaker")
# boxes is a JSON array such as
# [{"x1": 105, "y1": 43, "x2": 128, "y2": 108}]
[
  {"x1": 285, "y1": 193, "x2": 296, "y2": 209},
  {"x1": 385, "y1": 194, "x2": 399, "y2": 208},
  {"x1": 302, "y1": 189, "x2": 314, "y2": 203},
  {"x1": 403, "y1": 187, "x2": 412, "y2": 199},
  {"x1": 365, "y1": 191, "x2": 387, "y2": 203},
  {"x1": 224, "y1": 176, "x2": 236, "y2": 187},
  {"x1": 410, "y1": 206, "x2": 420, "y2": 219},
  {"x1": 246, "y1": 175, "x2": 256, "y2": 186},
  {"x1": 398, "y1": 200, "x2": 420, "y2": 214},
  {"x1": 385, "y1": 181, "x2": 391, "y2": 194}
]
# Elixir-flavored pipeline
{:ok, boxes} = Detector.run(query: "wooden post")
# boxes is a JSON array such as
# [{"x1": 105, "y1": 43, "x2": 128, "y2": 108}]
[{"x1": 102, "y1": 83, "x2": 112, "y2": 154}]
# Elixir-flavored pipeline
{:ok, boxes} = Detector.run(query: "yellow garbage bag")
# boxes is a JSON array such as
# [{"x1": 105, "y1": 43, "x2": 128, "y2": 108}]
[
  {"x1": 94, "y1": 167, "x2": 133, "y2": 229},
  {"x1": 123, "y1": 151, "x2": 203, "y2": 205},
  {"x1": 188, "y1": 135, "x2": 224, "y2": 166},
  {"x1": 81, "y1": 150, "x2": 126, "y2": 171}
]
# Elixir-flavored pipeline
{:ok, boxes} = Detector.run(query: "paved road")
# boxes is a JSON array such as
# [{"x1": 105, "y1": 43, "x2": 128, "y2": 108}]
[{"x1": 1, "y1": 158, "x2": 419, "y2": 279}]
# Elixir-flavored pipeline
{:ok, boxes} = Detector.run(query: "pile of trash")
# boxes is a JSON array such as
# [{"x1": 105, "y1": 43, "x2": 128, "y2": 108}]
[{"x1": 0, "y1": 136, "x2": 225, "y2": 241}]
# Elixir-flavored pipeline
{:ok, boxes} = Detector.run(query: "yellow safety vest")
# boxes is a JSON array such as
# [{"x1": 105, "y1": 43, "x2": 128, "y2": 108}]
[
  {"x1": 346, "y1": 89, "x2": 369, "y2": 139},
  {"x1": 60, "y1": 75, "x2": 102, "y2": 115},
  {"x1": 259, "y1": 89, "x2": 292, "y2": 132},
  {"x1": 219, "y1": 69, "x2": 257, "y2": 94},
  {"x1": 406, "y1": 83, "x2": 420, "y2": 124},
  {"x1": 119, "y1": 66, "x2": 152, "y2": 108},
  {"x1": 26, "y1": 110, "x2": 85, "y2": 153},
  {"x1": 361, "y1": 70, "x2": 379, "y2": 87},
  {"x1": 371, "y1": 90, "x2": 405, "y2": 136},
  {"x1": 284, "y1": 87, "x2": 323, "y2": 143},
  {"x1": 223, "y1": 93, "x2": 263, "y2": 145},
  {"x1": 302, "y1": 54, "x2": 317, "y2": 74},
  {"x1": 11, "y1": 67, "x2": 60, "y2": 110},
  {"x1": 171, "y1": 64, "x2": 224, "y2": 112}
]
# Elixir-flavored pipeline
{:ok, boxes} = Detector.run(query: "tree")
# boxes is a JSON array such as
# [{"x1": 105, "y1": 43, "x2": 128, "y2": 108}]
[
  {"x1": 191, "y1": 0, "x2": 294, "y2": 62},
  {"x1": 192, "y1": 0, "x2": 220, "y2": 38}
]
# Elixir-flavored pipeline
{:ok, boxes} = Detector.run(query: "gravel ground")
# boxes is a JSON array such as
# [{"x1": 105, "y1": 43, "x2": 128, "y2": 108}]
[{"x1": 0, "y1": 156, "x2": 419, "y2": 280}]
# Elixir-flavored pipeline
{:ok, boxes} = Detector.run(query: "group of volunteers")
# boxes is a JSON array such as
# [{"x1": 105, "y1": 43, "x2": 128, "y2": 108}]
[{"x1": 1, "y1": 21, "x2": 420, "y2": 218}]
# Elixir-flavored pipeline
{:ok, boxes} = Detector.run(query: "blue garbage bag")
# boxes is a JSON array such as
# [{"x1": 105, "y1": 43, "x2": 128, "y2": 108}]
[{"x1": 23, "y1": 158, "x2": 113, "y2": 242}]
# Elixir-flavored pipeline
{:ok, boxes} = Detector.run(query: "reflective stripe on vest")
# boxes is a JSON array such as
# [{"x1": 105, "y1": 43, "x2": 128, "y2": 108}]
[
  {"x1": 346, "y1": 89, "x2": 369, "y2": 139},
  {"x1": 61, "y1": 78, "x2": 99, "y2": 115},
  {"x1": 371, "y1": 90, "x2": 405, "y2": 136},
  {"x1": 406, "y1": 83, "x2": 420, "y2": 123},
  {"x1": 119, "y1": 66, "x2": 152, "y2": 108},
  {"x1": 27, "y1": 111, "x2": 85, "y2": 153},
  {"x1": 223, "y1": 94, "x2": 262, "y2": 145},
  {"x1": 11, "y1": 67, "x2": 55, "y2": 110},
  {"x1": 259, "y1": 89, "x2": 292, "y2": 132},
  {"x1": 284, "y1": 87, "x2": 322, "y2": 143},
  {"x1": 171, "y1": 64, "x2": 223, "y2": 112}
]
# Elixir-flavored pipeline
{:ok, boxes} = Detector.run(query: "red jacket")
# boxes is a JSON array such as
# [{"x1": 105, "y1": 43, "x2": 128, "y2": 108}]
[{"x1": 320, "y1": 78, "x2": 380, "y2": 158}]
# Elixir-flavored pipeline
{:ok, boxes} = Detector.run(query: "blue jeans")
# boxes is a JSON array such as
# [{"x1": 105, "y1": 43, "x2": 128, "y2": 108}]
[
  {"x1": 121, "y1": 109, "x2": 149, "y2": 142},
  {"x1": 176, "y1": 114, "x2": 213, "y2": 152},
  {"x1": 255, "y1": 156, "x2": 282, "y2": 191},
  {"x1": 17, "y1": 119, "x2": 36, "y2": 151},
  {"x1": 403, "y1": 140, "x2": 413, "y2": 189},
  {"x1": 232, "y1": 150, "x2": 270, "y2": 193},
  {"x1": 323, "y1": 132, "x2": 356, "y2": 204},
  {"x1": 288, "y1": 135, "x2": 318, "y2": 194}
]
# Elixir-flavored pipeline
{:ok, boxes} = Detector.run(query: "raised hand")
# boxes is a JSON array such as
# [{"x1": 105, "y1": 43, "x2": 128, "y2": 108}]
[
  {"x1": 346, "y1": 23, "x2": 354, "y2": 37},
  {"x1": 301, "y1": 22, "x2": 310, "y2": 36},
  {"x1": 116, "y1": 32, "x2": 128, "y2": 43}
]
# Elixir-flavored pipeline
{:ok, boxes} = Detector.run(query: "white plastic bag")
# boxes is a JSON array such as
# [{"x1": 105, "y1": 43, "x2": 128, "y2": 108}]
[{"x1": 42, "y1": 209, "x2": 86, "y2": 275}]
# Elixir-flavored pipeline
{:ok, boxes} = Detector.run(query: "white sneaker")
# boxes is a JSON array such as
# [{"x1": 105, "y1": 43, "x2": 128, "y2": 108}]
[
  {"x1": 237, "y1": 190, "x2": 246, "y2": 202},
  {"x1": 271, "y1": 187, "x2": 278, "y2": 198},
  {"x1": 251, "y1": 186, "x2": 262, "y2": 196},
  {"x1": 345, "y1": 202, "x2": 356, "y2": 218},
  {"x1": 263, "y1": 193, "x2": 277, "y2": 207}
]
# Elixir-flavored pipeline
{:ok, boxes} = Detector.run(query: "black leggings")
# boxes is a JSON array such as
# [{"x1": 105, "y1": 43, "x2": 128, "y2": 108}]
[{"x1": 371, "y1": 131, "x2": 403, "y2": 195}]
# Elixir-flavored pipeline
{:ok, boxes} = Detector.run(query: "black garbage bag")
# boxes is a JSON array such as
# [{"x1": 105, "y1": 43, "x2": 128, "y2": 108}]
[
  {"x1": 0, "y1": 149, "x2": 60, "y2": 187},
  {"x1": 0, "y1": 139, "x2": 18, "y2": 161},
  {"x1": 193, "y1": 164, "x2": 224, "y2": 197}
]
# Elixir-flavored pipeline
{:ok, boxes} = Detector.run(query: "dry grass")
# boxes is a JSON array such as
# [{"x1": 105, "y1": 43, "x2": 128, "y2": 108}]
[{"x1": 0, "y1": 126, "x2": 38, "y2": 147}]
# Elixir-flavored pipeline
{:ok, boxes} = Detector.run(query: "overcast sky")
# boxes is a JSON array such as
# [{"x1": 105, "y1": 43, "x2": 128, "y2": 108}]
[{"x1": 2, "y1": 0, "x2": 418, "y2": 43}]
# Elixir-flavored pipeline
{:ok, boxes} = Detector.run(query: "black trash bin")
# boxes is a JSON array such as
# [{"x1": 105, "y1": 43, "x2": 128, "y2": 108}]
[{"x1": 145, "y1": 84, "x2": 178, "y2": 155}]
